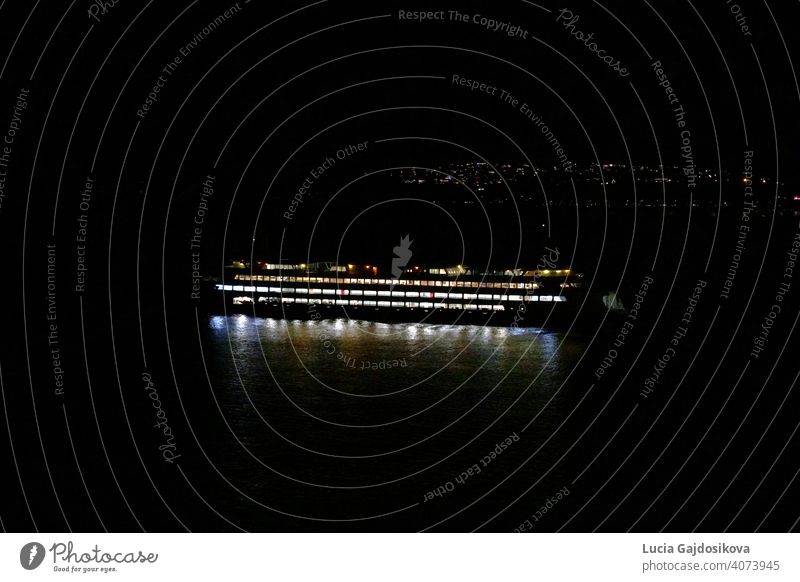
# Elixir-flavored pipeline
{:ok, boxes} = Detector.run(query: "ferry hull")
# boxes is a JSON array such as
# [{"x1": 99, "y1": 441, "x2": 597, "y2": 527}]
[{"x1": 205, "y1": 293, "x2": 615, "y2": 329}]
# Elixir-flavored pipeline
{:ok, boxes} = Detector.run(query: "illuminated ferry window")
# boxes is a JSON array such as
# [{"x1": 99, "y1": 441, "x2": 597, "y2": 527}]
[
  {"x1": 215, "y1": 284, "x2": 224, "y2": 290},
  {"x1": 321, "y1": 299, "x2": 334, "y2": 305},
  {"x1": 322, "y1": 289, "x2": 335, "y2": 295},
  {"x1": 478, "y1": 294, "x2": 492, "y2": 300},
  {"x1": 364, "y1": 290, "x2": 377, "y2": 296},
  {"x1": 350, "y1": 290, "x2": 363, "y2": 296},
  {"x1": 377, "y1": 290, "x2": 391, "y2": 297},
  {"x1": 377, "y1": 301, "x2": 391, "y2": 307},
  {"x1": 257, "y1": 297, "x2": 268, "y2": 303},
  {"x1": 391, "y1": 301, "x2": 404, "y2": 307},
  {"x1": 540, "y1": 296, "x2": 553, "y2": 301},
  {"x1": 447, "y1": 303, "x2": 461, "y2": 309},
  {"x1": 406, "y1": 302, "x2": 420, "y2": 308},
  {"x1": 308, "y1": 289, "x2": 321, "y2": 295},
  {"x1": 434, "y1": 303, "x2": 444, "y2": 308},
  {"x1": 232, "y1": 296, "x2": 252, "y2": 304},
  {"x1": 448, "y1": 293, "x2": 462, "y2": 299},
  {"x1": 456, "y1": 281, "x2": 465, "y2": 287},
  {"x1": 554, "y1": 296, "x2": 567, "y2": 302},
  {"x1": 508, "y1": 294, "x2": 524, "y2": 302},
  {"x1": 338, "y1": 289, "x2": 348, "y2": 295},
  {"x1": 234, "y1": 275, "x2": 241, "y2": 281},
  {"x1": 308, "y1": 298, "x2": 321, "y2": 304},
  {"x1": 269, "y1": 287, "x2": 281, "y2": 293},
  {"x1": 295, "y1": 298, "x2": 308, "y2": 304},
  {"x1": 294, "y1": 288, "x2": 308, "y2": 294},
  {"x1": 391, "y1": 291, "x2": 404, "y2": 298},
  {"x1": 282, "y1": 288, "x2": 295, "y2": 294},
  {"x1": 233, "y1": 285, "x2": 244, "y2": 292},
  {"x1": 335, "y1": 299, "x2": 348, "y2": 306},
  {"x1": 349, "y1": 300, "x2": 362, "y2": 306},
  {"x1": 464, "y1": 304, "x2": 478, "y2": 310},
  {"x1": 492, "y1": 294, "x2": 504, "y2": 301},
  {"x1": 464, "y1": 293, "x2": 478, "y2": 300},
  {"x1": 405, "y1": 291, "x2": 419, "y2": 298},
  {"x1": 281, "y1": 297, "x2": 295, "y2": 303},
  {"x1": 420, "y1": 302, "x2": 434, "y2": 308},
  {"x1": 364, "y1": 300, "x2": 377, "y2": 306},
  {"x1": 478, "y1": 304, "x2": 492, "y2": 310},
  {"x1": 492, "y1": 305, "x2": 505, "y2": 311},
  {"x1": 524, "y1": 296, "x2": 538, "y2": 301},
  {"x1": 421, "y1": 292, "x2": 434, "y2": 299},
  {"x1": 222, "y1": 285, "x2": 233, "y2": 291}
]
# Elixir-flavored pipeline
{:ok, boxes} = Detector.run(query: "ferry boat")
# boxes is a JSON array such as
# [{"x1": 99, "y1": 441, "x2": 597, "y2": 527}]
[{"x1": 205, "y1": 260, "x2": 616, "y2": 328}]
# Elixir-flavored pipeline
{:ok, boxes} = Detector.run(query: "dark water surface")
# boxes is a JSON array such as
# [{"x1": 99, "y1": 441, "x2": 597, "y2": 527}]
[{"x1": 192, "y1": 315, "x2": 591, "y2": 531}]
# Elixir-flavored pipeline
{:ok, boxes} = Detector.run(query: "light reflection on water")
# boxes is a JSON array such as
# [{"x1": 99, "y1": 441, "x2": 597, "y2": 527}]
[
  {"x1": 204, "y1": 316, "x2": 584, "y2": 421},
  {"x1": 195, "y1": 316, "x2": 590, "y2": 524}
]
